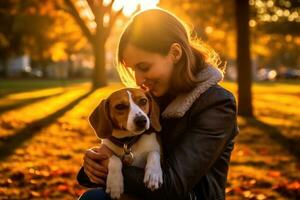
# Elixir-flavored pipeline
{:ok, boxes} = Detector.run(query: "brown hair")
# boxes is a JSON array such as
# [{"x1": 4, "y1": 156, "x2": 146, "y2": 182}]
[{"x1": 117, "y1": 8, "x2": 222, "y2": 94}]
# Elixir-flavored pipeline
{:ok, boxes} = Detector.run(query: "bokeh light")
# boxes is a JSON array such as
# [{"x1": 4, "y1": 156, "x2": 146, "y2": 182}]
[{"x1": 112, "y1": 0, "x2": 159, "y2": 16}]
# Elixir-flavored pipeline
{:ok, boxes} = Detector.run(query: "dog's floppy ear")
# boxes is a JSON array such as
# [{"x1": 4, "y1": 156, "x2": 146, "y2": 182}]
[
  {"x1": 146, "y1": 93, "x2": 161, "y2": 132},
  {"x1": 89, "y1": 99, "x2": 113, "y2": 138}
]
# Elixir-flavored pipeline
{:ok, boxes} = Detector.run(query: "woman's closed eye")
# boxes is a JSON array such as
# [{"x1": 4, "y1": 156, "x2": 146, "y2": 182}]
[{"x1": 135, "y1": 63, "x2": 151, "y2": 72}]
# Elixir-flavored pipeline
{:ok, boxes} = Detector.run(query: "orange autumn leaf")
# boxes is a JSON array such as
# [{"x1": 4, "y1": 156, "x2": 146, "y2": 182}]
[
  {"x1": 57, "y1": 184, "x2": 70, "y2": 192},
  {"x1": 267, "y1": 170, "x2": 281, "y2": 178},
  {"x1": 287, "y1": 181, "x2": 300, "y2": 190}
]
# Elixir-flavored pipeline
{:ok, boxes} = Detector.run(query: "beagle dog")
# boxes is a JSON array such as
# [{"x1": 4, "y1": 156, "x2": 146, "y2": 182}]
[{"x1": 89, "y1": 88, "x2": 163, "y2": 199}]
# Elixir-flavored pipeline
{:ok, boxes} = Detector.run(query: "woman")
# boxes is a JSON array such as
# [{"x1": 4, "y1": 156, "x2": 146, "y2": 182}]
[{"x1": 77, "y1": 8, "x2": 238, "y2": 200}]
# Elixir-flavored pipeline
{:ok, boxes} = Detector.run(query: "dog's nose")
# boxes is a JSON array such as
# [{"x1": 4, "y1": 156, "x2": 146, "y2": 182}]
[{"x1": 134, "y1": 115, "x2": 147, "y2": 129}]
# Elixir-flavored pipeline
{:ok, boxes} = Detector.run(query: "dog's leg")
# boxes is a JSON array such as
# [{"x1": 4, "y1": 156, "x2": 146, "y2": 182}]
[
  {"x1": 106, "y1": 155, "x2": 124, "y2": 199},
  {"x1": 143, "y1": 150, "x2": 163, "y2": 190}
]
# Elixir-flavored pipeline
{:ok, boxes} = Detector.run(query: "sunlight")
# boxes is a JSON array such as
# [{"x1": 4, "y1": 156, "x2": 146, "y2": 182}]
[
  {"x1": 80, "y1": 0, "x2": 159, "y2": 27},
  {"x1": 139, "y1": 0, "x2": 159, "y2": 10},
  {"x1": 123, "y1": 0, "x2": 139, "y2": 16},
  {"x1": 111, "y1": 0, "x2": 159, "y2": 16}
]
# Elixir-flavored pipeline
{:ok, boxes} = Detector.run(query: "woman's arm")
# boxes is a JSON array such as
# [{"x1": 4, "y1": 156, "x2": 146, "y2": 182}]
[
  {"x1": 77, "y1": 146, "x2": 111, "y2": 187},
  {"x1": 123, "y1": 88, "x2": 238, "y2": 200},
  {"x1": 77, "y1": 166, "x2": 102, "y2": 188}
]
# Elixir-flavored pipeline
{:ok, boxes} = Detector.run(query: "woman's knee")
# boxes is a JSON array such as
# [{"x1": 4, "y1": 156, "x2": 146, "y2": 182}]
[{"x1": 78, "y1": 188, "x2": 110, "y2": 200}]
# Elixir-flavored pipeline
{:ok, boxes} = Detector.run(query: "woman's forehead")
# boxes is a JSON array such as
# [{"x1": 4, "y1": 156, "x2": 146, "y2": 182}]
[{"x1": 122, "y1": 44, "x2": 155, "y2": 67}]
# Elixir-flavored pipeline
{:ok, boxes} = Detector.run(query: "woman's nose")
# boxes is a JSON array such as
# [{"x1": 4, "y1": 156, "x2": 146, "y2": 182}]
[{"x1": 135, "y1": 73, "x2": 145, "y2": 86}]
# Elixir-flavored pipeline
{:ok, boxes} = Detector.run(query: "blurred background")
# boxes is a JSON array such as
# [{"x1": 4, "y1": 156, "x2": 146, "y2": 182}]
[{"x1": 0, "y1": 0, "x2": 299, "y2": 199}]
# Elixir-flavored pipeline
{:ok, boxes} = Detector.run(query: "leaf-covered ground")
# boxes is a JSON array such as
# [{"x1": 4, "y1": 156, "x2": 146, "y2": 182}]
[{"x1": 0, "y1": 80, "x2": 299, "y2": 200}]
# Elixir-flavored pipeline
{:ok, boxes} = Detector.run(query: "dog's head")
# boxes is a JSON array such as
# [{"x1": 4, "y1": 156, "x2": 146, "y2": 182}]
[{"x1": 89, "y1": 88, "x2": 161, "y2": 139}]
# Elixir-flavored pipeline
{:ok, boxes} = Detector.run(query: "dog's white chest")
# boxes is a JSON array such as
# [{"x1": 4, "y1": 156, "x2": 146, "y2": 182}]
[
  {"x1": 104, "y1": 132, "x2": 163, "y2": 198},
  {"x1": 131, "y1": 133, "x2": 160, "y2": 167},
  {"x1": 103, "y1": 132, "x2": 160, "y2": 168}
]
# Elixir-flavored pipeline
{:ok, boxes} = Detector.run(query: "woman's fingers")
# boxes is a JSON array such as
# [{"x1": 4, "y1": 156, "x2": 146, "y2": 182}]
[
  {"x1": 84, "y1": 155, "x2": 107, "y2": 172},
  {"x1": 82, "y1": 146, "x2": 112, "y2": 186},
  {"x1": 85, "y1": 148, "x2": 109, "y2": 161},
  {"x1": 84, "y1": 160, "x2": 107, "y2": 178},
  {"x1": 84, "y1": 168, "x2": 106, "y2": 185}
]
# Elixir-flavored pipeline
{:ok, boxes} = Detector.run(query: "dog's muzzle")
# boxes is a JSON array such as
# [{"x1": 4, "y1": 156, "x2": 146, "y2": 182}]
[{"x1": 134, "y1": 115, "x2": 147, "y2": 130}]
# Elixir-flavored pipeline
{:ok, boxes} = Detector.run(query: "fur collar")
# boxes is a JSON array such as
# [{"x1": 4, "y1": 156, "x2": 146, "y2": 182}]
[{"x1": 162, "y1": 66, "x2": 223, "y2": 119}]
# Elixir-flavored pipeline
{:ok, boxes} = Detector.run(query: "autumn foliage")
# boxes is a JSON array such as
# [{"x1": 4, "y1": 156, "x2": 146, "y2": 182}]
[{"x1": 0, "y1": 80, "x2": 299, "y2": 199}]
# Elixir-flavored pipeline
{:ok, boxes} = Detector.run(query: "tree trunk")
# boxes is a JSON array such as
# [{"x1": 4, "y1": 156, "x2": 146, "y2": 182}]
[
  {"x1": 67, "y1": 53, "x2": 74, "y2": 78},
  {"x1": 41, "y1": 60, "x2": 48, "y2": 78},
  {"x1": 92, "y1": 32, "x2": 108, "y2": 89},
  {"x1": 235, "y1": 0, "x2": 253, "y2": 117},
  {"x1": 0, "y1": 58, "x2": 8, "y2": 78}
]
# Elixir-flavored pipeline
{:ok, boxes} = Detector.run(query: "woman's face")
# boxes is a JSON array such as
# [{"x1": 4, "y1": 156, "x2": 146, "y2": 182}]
[{"x1": 122, "y1": 43, "x2": 175, "y2": 97}]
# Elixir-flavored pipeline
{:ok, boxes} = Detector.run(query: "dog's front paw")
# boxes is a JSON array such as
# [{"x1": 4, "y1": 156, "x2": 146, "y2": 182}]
[
  {"x1": 143, "y1": 165, "x2": 163, "y2": 191},
  {"x1": 106, "y1": 171, "x2": 124, "y2": 199}
]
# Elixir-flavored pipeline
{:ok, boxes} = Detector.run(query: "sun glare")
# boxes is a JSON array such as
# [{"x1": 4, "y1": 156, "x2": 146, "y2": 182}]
[{"x1": 111, "y1": 0, "x2": 159, "y2": 16}]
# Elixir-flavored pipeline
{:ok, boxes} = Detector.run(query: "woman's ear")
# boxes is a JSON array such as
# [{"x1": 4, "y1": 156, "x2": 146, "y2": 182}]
[{"x1": 169, "y1": 43, "x2": 182, "y2": 64}]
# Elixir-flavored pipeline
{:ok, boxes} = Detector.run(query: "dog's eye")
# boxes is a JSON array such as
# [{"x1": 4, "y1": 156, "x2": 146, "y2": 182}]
[
  {"x1": 139, "y1": 98, "x2": 148, "y2": 106},
  {"x1": 115, "y1": 104, "x2": 129, "y2": 110}
]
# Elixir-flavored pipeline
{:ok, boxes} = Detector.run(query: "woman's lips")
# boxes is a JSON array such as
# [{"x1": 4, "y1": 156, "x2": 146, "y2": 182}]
[
  {"x1": 142, "y1": 81, "x2": 157, "y2": 91},
  {"x1": 142, "y1": 80, "x2": 157, "y2": 91}
]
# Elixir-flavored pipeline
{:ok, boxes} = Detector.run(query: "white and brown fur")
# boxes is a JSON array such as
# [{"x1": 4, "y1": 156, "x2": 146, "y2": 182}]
[{"x1": 89, "y1": 88, "x2": 163, "y2": 199}]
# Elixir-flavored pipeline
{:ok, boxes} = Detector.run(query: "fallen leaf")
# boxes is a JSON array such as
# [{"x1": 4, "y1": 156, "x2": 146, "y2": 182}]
[{"x1": 267, "y1": 170, "x2": 281, "y2": 178}]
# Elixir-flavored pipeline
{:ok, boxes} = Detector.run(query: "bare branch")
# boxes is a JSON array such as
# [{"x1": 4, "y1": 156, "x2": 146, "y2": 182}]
[
  {"x1": 54, "y1": 0, "x2": 70, "y2": 13},
  {"x1": 104, "y1": 8, "x2": 123, "y2": 39},
  {"x1": 64, "y1": 0, "x2": 94, "y2": 43},
  {"x1": 109, "y1": 8, "x2": 123, "y2": 27},
  {"x1": 87, "y1": 0, "x2": 106, "y2": 25},
  {"x1": 96, "y1": 0, "x2": 104, "y2": 7},
  {"x1": 86, "y1": 0, "x2": 98, "y2": 17},
  {"x1": 106, "y1": 0, "x2": 116, "y2": 12},
  {"x1": 102, "y1": 0, "x2": 120, "y2": 20},
  {"x1": 95, "y1": 0, "x2": 106, "y2": 13}
]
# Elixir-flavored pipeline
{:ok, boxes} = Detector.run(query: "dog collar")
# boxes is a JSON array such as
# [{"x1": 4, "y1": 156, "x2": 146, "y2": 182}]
[
  {"x1": 108, "y1": 128, "x2": 154, "y2": 148},
  {"x1": 108, "y1": 135, "x2": 141, "y2": 166},
  {"x1": 108, "y1": 135, "x2": 141, "y2": 149},
  {"x1": 108, "y1": 128, "x2": 154, "y2": 166}
]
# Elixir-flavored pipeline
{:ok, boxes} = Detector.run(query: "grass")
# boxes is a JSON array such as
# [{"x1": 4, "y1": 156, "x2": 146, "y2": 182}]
[
  {"x1": 0, "y1": 78, "x2": 89, "y2": 97},
  {"x1": 0, "y1": 79, "x2": 299, "y2": 199},
  {"x1": 221, "y1": 81, "x2": 300, "y2": 200}
]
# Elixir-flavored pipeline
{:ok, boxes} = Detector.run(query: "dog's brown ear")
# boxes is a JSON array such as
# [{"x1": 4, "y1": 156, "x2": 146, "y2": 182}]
[
  {"x1": 89, "y1": 99, "x2": 113, "y2": 138},
  {"x1": 147, "y1": 93, "x2": 161, "y2": 132}
]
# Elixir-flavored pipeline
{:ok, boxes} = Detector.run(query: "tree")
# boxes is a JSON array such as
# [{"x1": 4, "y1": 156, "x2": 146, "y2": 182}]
[
  {"x1": 160, "y1": 0, "x2": 236, "y2": 59},
  {"x1": 235, "y1": 0, "x2": 253, "y2": 116},
  {"x1": 62, "y1": 0, "x2": 123, "y2": 88},
  {"x1": 0, "y1": 0, "x2": 25, "y2": 77},
  {"x1": 0, "y1": 0, "x2": 86, "y2": 77},
  {"x1": 252, "y1": 0, "x2": 300, "y2": 35},
  {"x1": 249, "y1": 0, "x2": 300, "y2": 69}
]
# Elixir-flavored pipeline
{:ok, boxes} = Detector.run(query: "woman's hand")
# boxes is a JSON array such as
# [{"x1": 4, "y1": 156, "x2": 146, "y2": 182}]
[{"x1": 83, "y1": 145, "x2": 113, "y2": 185}]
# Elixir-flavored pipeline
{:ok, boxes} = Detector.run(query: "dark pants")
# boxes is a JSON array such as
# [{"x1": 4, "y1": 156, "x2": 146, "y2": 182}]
[{"x1": 78, "y1": 188, "x2": 111, "y2": 200}]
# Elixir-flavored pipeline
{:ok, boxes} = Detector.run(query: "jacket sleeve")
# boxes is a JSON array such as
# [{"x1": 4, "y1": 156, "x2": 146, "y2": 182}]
[
  {"x1": 123, "y1": 89, "x2": 237, "y2": 200},
  {"x1": 77, "y1": 166, "x2": 103, "y2": 188}
]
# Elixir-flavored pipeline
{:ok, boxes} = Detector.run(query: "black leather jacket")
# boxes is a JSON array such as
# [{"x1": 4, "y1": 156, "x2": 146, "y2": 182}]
[{"x1": 77, "y1": 85, "x2": 239, "y2": 200}]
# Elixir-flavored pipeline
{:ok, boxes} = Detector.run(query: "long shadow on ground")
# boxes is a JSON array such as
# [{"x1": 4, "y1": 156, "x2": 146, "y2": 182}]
[
  {"x1": 0, "y1": 90, "x2": 94, "y2": 161},
  {"x1": 0, "y1": 92, "x2": 64, "y2": 114},
  {"x1": 0, "y1": 79, "x2": 89, "y2": 98},
  {"x1": 244, "y1": 117, "x2": 300, "y2": 160}
]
